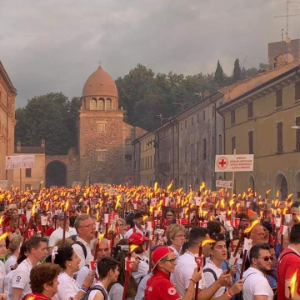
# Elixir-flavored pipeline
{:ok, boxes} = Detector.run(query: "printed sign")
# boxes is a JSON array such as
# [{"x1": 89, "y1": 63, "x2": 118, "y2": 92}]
[
  {"x1": 215, "y1": 155, "x2": 254, "y2": 172},
  {"x1": 5, "y1": 155, "x2": 35, "y2": 170},
  {"x1": 216, "y1": 180, "x2": 233, "y2": 188}
]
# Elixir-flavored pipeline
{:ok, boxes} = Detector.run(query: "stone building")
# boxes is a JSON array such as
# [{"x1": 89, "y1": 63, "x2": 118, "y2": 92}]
[
  {"x1": 0, "y1": 61, "x2": 17, "y2": 189},
  {"x1": 218, "y1": 62, "x2": 300, "y2": 199},
  {"x1": 133, "y1": 131, "x2": 155, "y2": 186},
  {"x1": 46, "y1": 66, "x2": 146, "y2": 187}
]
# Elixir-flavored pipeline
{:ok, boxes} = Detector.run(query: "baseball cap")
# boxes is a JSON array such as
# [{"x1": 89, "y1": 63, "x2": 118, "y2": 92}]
[
  {"x1": 128, "y1": 232, "x2": 149, "y2": 245},
  {"x1": 152, "y1": 246, "x2": 173, "y2": 270}
]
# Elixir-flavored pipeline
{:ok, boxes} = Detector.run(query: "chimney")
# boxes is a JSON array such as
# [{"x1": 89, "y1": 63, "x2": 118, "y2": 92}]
[{"x1": 16, "y1": 141, "x2": 21, "y2": 152}]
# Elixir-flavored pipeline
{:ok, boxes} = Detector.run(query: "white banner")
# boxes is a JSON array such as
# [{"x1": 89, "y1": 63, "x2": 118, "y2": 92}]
[
  {"x1": 5, "y1": 155, "x2": 35, "y2": 170},
  {"x1": 216, "y1": 180, "x2": 233, "y2": 188},
  {"x1": 215, "y1": 155, "x2": 254, "y2": 172}
]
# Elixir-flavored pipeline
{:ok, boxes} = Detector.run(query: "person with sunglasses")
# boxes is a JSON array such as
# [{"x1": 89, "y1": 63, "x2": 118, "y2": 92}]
[
  {"x1": 243, "y1": 243, "x2": 274, "y2": 300},
  {"x1": 144, "y1": 246, "x2": 202, "y2": 300}
]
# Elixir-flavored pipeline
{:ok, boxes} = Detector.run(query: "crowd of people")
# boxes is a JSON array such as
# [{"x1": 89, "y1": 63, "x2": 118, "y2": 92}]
[{"x1": 0, "y1": 185, "x2": 298, "y2": 300}]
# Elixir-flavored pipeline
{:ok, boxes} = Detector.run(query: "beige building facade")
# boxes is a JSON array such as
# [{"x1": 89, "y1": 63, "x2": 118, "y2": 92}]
[
  {"x1": 0, "y1": 61, "x2": 17, "y2": 188},
  {"x1": 218, "y1": 63, "x2": 300, "y2": 199}
]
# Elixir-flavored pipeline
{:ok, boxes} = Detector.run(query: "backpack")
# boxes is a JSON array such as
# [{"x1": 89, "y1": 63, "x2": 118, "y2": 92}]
[
  {"x1": 73, "y1": 240, "x2": 87, "y2": 259},
  {"x1": 80, "y1": 285, "x2": 108, "y2": 300}
]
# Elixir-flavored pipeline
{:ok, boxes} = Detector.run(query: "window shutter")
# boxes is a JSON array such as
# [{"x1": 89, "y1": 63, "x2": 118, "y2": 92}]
[
  {"x1": 296, "y1": 117, "x2": 300, "y2": 150},
  {"x1": 295, "y1": 82, "x2": 300, "y2": 101},
  {"x1": 248, "y1": 131, "x2": 253, "y2": 154},
  {"x1": 276, "y1": 89, "x2": 283, "y2": 108},
  {"x1": 277, "y1": 122, "x2": 283, "y2": 152}
]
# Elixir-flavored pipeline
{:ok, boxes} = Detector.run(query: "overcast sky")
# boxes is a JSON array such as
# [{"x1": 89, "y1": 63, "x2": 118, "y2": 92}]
[{"x1": 1, "y1": 0, "x2": 299, "y2": 108}]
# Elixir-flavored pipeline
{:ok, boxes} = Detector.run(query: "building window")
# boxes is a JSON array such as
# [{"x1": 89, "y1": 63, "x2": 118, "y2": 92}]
[
  {"x1": 96, "y1": 150, "x2": 107, "y2": 162},
  {"x1": 203, "y1": 110, "x2": 206, "y2": 121},
  {"x1": 248, "y1": 102, "x2": 253, "y2": 119},
  {"x1": 191, "y1": 144, "x2": 194, "y2": 163},
  {"x1": 277, "y1": 122, "x2": 283, "y2": 153},
  {"x1": 185, "y1": 146, "x2": 187, "y2": 163},
  {"x1": 295, "y1": 82, "x2": 300, "y2": 101},
  {"x1": 203, "y1": 139, "x2": 207, "y2": 160},
  {"x1": 25, "y1": 168, "x2": 32, "y2": 178},
  {"x1": 248, "y1": 130, "x2": 254, "y2": 154},
  {"x1": 90, "y1": 99, "x2": 97, "y2": 110},
  {"x1": 106, "y1": 99, "x2": 112, "y2": 110},
  {"x1": 191, "y1": 117, "x2": 194, "y2": 126},
  {"x1": 231, "y1": 110, "x2": 235, "y2": 125},
  {"x1": 25, "y1": 184, "x2": 31, "y2": 190},
  {"x1": 276, "y1": 89, "x2": 283, "y2": 108},
  {"x1": 231, "y1": 136, "x2": 236, "y2": 154},
  {"x1": 212, "y1": 106, "x2": 215, "y2": 117},
  {"x1": 218, "y1": 134, "x2": 222, "y2": 154},
  {"x1": 150, "y1": 156, "x2": 152, "y2": 168},
  {"x1": 98, "y1": 99, "x2": 104, "y2": 110},
  {"x1": 181, "y1": 123, "x2": 183, "y2": 131},
  {"x1": 125, "y1": 155, "x2": 132, "y2": 161},
  {"x1": 196, "y1": 142, "x2": 199, "y2": 161},
  {"x1": 97, "y1": 123, "x2": 106, "y2": 132},
  {"x1": 197, "y1": 114, "x2": 199, "y2": 124},
  {"x1": 185, "y1": 120, "x2": 187, "y2": 129},
  {"x1": 296, "y1": 116, "x2": 300, "y2": 150}
]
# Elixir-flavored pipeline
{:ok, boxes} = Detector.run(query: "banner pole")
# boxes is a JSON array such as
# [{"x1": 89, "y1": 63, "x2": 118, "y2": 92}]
[{"x1": 232, "y1": 149, "x2": 236, "y2": 197}]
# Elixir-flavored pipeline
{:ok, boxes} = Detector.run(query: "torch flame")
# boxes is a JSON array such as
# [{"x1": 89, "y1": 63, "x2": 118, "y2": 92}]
[
  {"x1": 0, "y1": 233, "x2": 8, "y2": 241},
  {"x1": 244, "y1": 220, "x2": 260, "y2": 233},
  {"x1": 290, "y1": 270, "x2": 298, "y2": 297},
  {"x1": 98, "y1": 233, "x2": 105, "y2": 243},
  {"x1": 154, "y1": 182, "x2": 158, "y2": 192},
  {"x1": 130, "y1": 245, "x2": 138, "y2": 252},
  {"x1": 288, "y1": 193, "x2": 293, "y2": 199},
  {"x1": 87, "y1": 206, "x2": 90, "y2": 215},
  {"x1": 65, "y1": 200, "x2": 69, "y2": 211},
  {"x1": 142, "y1": 215, "x2": 148, "y2": 221},
  {"x1": 276, "y1": 190, "x2": 280, "y2": 198},
  {"x1": 202, "y1": 239, "x2": 216, "y2": 246},
  {"x1": 0, "y1": 216, "x2": 4, "y2": 226},
  {"x1": 167, "y1": 181, "x2": 173, "y2": 191},
  {"x1": 200, "y1": 182, "x2": 205, "y2": 191},
  {"x1": 266, "y1": 189, "x2": 271, "y2": 196},
  {"x1": 31, "y1": 203, "x2": 36, "y2": 217}
]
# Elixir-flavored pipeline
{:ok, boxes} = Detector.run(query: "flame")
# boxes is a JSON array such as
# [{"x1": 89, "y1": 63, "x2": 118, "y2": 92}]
[
  {"x1": 290, "y1": 270, "x2": 298, "y2": 297},
  {"x1": 40, "y1": 181, "x2": 44, "y2": 184},
  {"x1": 115, "y1": 195, "x2": 121, "y2": 210},
  {"x1": 276, "y1": 190, "x2": 280, "y2": 198},
  {"x1": 296, "y1": 215, "x2": 300, "y2": 222},
  {"x1": 130, "y1": 245, "x2": 138, "y2": 252},
  {"x1": 87, "y1": 206, "x2": 90, "y2": 215},
  {"x1": 65, "y1": 200, "x2": 69, "y2": 211},
  {"x1": 266, "y1": 189, "x2": 271, "y2": 196},
  {"x1": 228, "y1": 210, "x2": 232, "y2": 215},
  {"x1": 200, "y1": 182, "x2": 205, "y2": 191},
  {"x1": 26, "y1": 296, "x2": 35, "y2": 300},
  {"x1": 288, "y1": 193, "x2": 293, "y2": 199},
  {"x1": 0, "y1": 233, "x2": 8, "y2": 241},
  {"x1": 167, "y1": 181, "x2": 173, "y2": 191},
  {"x1": 0, "y1": 216, "x2": 4, "y2": 226},
  {"x1": 154, "y1": 182, "x2": 158, "y2": 192},
  {"x1": 244, "y1": 220, "x2": 260, "y2": 233},
  {"x1": 202, "y1": 239, "x2": 216, "y2": 246},
  {"x1": 142, "y1": 215, "x2": 148, "y2": 221},
  {"x1": 215, "y1": 201, "x2": 219, "y2": 208},
  {"x1": 220, "y1": 199, "x2": 225, "y2": 208},
  {"x1": 96, "y1": 211, "x2": 99, "y2": 221},
  {"x1": 98, "y1": 233, "x2": 105, "y2": 243},
  {"x1": 31, "y1": 203, "x2": 36, "y2": 217},
  {"x1": 229, "y1": 199, "x2": 234, "y2": 207}
]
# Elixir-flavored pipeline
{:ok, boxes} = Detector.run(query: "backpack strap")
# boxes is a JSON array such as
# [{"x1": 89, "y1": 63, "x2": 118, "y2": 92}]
[
  {"x1": 73, "y1": 241, "x2": 87, "y2": 259},
  {"x1": 243, "y1": 272, "x2": 256, "y2": 283},
  {"x1": 203, "y1": 268, "x2": 218, "y2": 281},
  {"x1": 278, "y1": 250, "x2": 300, "y2": 264},
  {"x1": 83, "y1": 286, "x2": 108, "y2": 300}
]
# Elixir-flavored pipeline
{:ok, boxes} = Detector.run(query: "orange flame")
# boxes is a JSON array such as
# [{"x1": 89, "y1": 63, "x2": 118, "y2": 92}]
[
  {"x1": 130, "y1": 245, "x2": 138, "y2": 252},
  {"x1": 87, "y1": 206, "x2": 90, "y2": 215},
  {"x1": 142, "y1": 215, "x2": 148, "y2": 221},
  {"x1": 288, "y1": 193, "x2": 293, "y2": 199},
  {"x1": 290, "y1": 270, "x2": 298, "y2": 297},
  {"x1": 154, "y1": 182, "x2": 158, "y2": 192},
  {"x1": 244, "y1": 220, "x2": 260, "y2": 233},
  {"x1": 65, "y1": 200, "x2": 69, "y2": 211},
  {"x1": 167, "y1": 181, "x2": 173, "y2": 191},
  {"x1": 0, "y1": 233, "x2": 8, "y2": 241},
  {"x1": 96, "y1": 211, "x2": 99, "y2": 221},
  {"x1": 98, "y1": 233, "x2": 105, "y2": 243},
  {"x1": 276, "y1": 190, "x2": 280, "y2": 198},
  {"x1": 202, "y1": 239, "x2": 216, "y2": 246},
  {"x1": 31, "y1": 203, "x2": 36, "y2": 217},
  {"x1": 200, "y1": 182, "x2": 205, "y2": 191},
  {"x1": 266, "y1": 189, "x2": 271, "y2": 196}
]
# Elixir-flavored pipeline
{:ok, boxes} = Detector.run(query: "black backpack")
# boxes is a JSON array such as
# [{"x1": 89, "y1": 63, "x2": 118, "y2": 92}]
[
  {"x1": 80, "y1": 285, "x2": 108, "y2": 300},
  {"x1": 73, "y1": 240, "x2": 87, "y2": 259}
]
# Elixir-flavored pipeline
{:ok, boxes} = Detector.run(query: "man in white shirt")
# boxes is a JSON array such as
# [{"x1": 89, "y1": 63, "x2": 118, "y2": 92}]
[
  {"x1": 203, "y1": 233, "x2": 243, "y2": 298},
  {"x1": 48, "y1": 213, "x2": 77, "y2": 253},
  {"x1": 12, "y1": 236, "x2": 48, "y2": 300},
  {"x1": 171, "y1": 227, "x2": 235, "y2": 300},
  {"x1": 124, "y1": 212, "x2": 146, "y2": 238},
  {"x1": 72, "y1": 214, "x2": 95, "y2": 269},
  {"x1": 243, "y1": 243, "x2": 274, "y2": 300}
]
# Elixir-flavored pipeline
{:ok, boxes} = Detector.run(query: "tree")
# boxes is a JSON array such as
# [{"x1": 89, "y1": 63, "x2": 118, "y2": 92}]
[
  {"x1": 233, "y1": 59, "x2": 242, "y2": 82},
  {"x1": 15, "y1": 93, "x2": 80, "y2": 155},
  {"x1": 214, "y1": 60, "x2": 225, "y2": 87}
]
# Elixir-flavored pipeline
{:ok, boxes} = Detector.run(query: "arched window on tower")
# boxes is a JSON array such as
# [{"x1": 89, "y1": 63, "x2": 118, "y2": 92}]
[
  {"x1": 90, "y1": 98, "x2": 97, "y2": 110},
  {"x1": 106, "y1": 99, "x2": 111, "y2": 110},
  {"x1": 98, "y1": 98, "x2": 105, "y2": 110}
]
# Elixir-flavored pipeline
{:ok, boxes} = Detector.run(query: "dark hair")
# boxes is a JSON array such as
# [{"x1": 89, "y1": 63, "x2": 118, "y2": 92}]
[
  {"x1": 226, "y1": 235, "x2": 239, "y2": 250},
  {"x1": 188, "y1": 227, "x2": 208, "y2": 248},
  {"x1": 262, "y1": 221, "x2": 272, "y2": 234},
  {"x1": 97, "y1": 257, "x2": 119, "y2": 279},
  {"x1": 26, "y1": 200, "x2": 33, "y2": 204},
  {"x1": 108, "y1": 250, "x2": 137, "y2": 298},
  {"x1": 210, "y1": 233, "x2": 226, "y2": 250},
  {"x1": 26, "y1": 237, "x2": 48, "y2": 253},
  {"x1": 237, "y1": 213, "x2": 249, "y2": 220},
  {"x1": 17, "y1": 240, "x2": 29, "y2": 265},
  {"x1": 53, "y1": 247, "x2": 73, "y2": 269},
  {"x1": 207, "y1": 221, "x2": 222, "y2": 237},
  {"x1": 181, "y1": 241, "x2": 189, "y2": 254},
  {"x1": 125, "y1": 213, "x2": 135, "y2": 228},
  {"x1": 69, "y1": 215, "x2": 77, "y2": 228},
  {"x1": 30, "y1": 263, "x2": 60, "y2": 293},
  {"x1": 249, "y1": 243, "x2": 271, "y2": 264},
  {"x1": 290, "y1": 223, "x2": 300, "y2": 244},
  {"x1": 291, "y1": 202, "x2": 299, "y2": 208}
]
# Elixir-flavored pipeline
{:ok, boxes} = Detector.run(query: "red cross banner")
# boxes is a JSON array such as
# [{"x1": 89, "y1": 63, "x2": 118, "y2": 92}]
[{"x1": 214, "y1": 154, "x2": 254, "y2": 172}]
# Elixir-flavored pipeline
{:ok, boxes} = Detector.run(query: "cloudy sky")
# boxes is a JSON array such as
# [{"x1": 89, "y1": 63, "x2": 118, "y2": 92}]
[{"x1": 1, "y1": 0, "x2": 299, "y2": 108}]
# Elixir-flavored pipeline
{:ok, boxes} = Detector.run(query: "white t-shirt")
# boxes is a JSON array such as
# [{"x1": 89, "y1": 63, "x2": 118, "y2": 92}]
[
  {"x1": 243, "y1": 267, "x2": 274, "y2": 300},
  {"x1": 132, "y1": 255, "x2": 149, "y2": 283},
  {"x1": 11, "y1": 259, "x2": 33, "y2": 297},
  {"x1": 170, "y1": 251, "x2": 206, "y2": 297},
  {"x1": 124, "y1": 226, "x2": 144, "y2": 238},
  {"x1": 72, "y1": 237, "x2": 93, "y2": 270},
  {"x1": 5, "y1": 255, "x2": 17, "y2": 275},
  {"x1": 5, "y1": 269, "x2": 14, "y2": 300},
  {"x1": 169, "y1": 245, "x2": 180, "y2": 257},
  {"x1": 49, "y1": 227, "x2": 77, "y2": 247},
  {"x1": 88, "y1": 282, "x2": 109, "y2": 300},
  {"x1": 0, "y1": 261, "x2": 5, "y2": 293},
  {"x1": 109, "y1": 283, "x2": 123, "y2": 300},
  {"x1": 203, "y1": 260, "x2": 225, "y2": 297},
  {"x1": 54, "y1": 272, "x2": 80, "y2": 300}
]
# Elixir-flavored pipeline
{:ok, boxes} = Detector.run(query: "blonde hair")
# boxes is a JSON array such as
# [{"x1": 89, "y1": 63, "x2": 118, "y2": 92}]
[
  {"x1": 166, "y1": 224, "x2": 185, "y2": 242},
  {"x1": 8, "y1": 235, "x2": 23, "y2": 256}
]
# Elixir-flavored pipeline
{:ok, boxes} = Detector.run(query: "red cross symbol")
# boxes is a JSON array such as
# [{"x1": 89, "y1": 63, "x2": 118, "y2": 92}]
[{"x1": 219, "y1": 159, "x2": 227, "y2": 167}]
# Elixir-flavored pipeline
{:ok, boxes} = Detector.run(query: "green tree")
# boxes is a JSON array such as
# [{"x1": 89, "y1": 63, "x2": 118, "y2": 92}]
[
  {"x1": 15, "y1": 93, "x2": 80, "y2": 155},
  {"x1": 214, "y1": 60, "x2": 225, "y2": 87},
  {"x1": 233, "y1": 59, "x2": 242, "y2": 82}
]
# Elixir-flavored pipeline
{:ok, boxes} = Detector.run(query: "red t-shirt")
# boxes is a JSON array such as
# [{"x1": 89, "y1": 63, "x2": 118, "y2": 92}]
[
  {"x1": 277, "y1": 248, "x2": 300, "y2": 300},
  {"x1": 24, "y1": 292, "x2": 52, "y2": 300},
  {"x1": 145, "y1": 270, "x2": 180, "y2": 300}
]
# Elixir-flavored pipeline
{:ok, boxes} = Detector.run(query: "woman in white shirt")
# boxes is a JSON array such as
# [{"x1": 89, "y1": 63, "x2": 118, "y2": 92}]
[
  {"x1": 166, "y1": 223, "x2": 186, "y2": 257},
  {"x1": 5, "y1": 235, "x2": 22, "y2": 274},
  {"x1": 53, "y1": 246, "x2": 94, "y2": 300}
]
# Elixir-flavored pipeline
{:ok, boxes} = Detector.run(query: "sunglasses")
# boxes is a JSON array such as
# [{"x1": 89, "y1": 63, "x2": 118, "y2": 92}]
[{"x1": 258, "y1": 256, "x2": 274, "y2": 262}]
